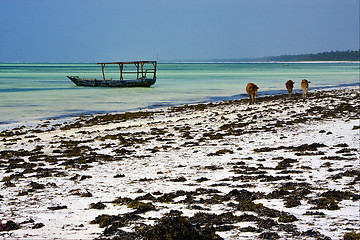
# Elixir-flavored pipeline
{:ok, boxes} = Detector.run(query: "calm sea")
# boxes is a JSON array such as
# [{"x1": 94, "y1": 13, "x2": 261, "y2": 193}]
[{"x1": 0, "y1": 62, "x2": 358, "y2": 127}]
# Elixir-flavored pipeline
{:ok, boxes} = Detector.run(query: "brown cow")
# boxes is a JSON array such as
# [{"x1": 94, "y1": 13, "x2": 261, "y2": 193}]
[
  {"x1": 301, "y1": 79, "x2": 311, "y2": 99},
  {"x1": 285, "y1": 80, "x2": 294, "y2": 98},
  {"x1": 246, "y1": 83, "x2": 259, "y2": 104}
]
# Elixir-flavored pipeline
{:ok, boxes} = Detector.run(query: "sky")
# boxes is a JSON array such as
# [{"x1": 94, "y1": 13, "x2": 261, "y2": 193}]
[{"x1": 0, "y1": 0, "x2": 359, "y2": 63}]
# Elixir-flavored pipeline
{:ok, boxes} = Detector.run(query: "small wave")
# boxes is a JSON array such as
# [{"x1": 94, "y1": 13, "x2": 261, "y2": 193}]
[{"x1": 0, "y1": 87, "x2": 69, "y2": 93}]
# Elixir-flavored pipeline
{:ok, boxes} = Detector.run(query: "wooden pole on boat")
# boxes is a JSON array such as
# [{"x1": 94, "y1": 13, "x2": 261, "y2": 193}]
[
  {"x1": 154, "y1": 62, "x2": 157, "y2": 79},
  {"x1": 101, "y1": 64, "x2": 105, "y2": 80},
  {"x1": 141, "y1": 62, "x2": 144, "y2": 79},
  {"x1": 119, "y1": 64, "x2": 123, "y2": 80},
  {"x1": 135, "y1": 63, "x2": 139, "y2": 80}
]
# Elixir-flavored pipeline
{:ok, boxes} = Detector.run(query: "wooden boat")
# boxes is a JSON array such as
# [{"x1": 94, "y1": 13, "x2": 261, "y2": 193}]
[{"x1": 68, "y1": 61, "x2": 157, "y2": 87}]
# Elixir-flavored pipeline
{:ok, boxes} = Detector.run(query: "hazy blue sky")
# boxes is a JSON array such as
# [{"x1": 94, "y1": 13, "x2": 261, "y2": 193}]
[{"x1": 0, "y1": 0, "x2": 359, "y2": 62}]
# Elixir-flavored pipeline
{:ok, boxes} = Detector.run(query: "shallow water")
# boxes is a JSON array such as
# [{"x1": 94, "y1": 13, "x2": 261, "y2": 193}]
[{"x1": 0, "y1": 62, "x2": 358, "y2": 125}]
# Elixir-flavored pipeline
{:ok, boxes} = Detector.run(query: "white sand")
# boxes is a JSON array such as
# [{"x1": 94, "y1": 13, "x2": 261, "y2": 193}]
[{"x1": 0, "y1": 87, "x2": 359, "y2": 239}]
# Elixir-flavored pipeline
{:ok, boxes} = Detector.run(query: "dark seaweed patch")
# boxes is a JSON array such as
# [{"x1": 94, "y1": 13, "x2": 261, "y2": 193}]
[
  {"x1": 127, "y1": 200, "x2": 156, "y2": 213},
  {"x1": 329, "y1": 170, "x2": 360, "y2": 182},
  {"x1": 335, "y1": 148, "x2": 357, "y2": 154},
  {"x1": 284, "y1": 198, "x2": 301, "y2": 208},
  {"x1": 266, "y1": 181, "x2": 312, "y2": 205},
  {"x1": 28, "y1": 181, "x2": 45, "y2": 190},
  {"x1": 32, "y1": 223, "x2": 45, "y2": 229},
  {"x1": 143, "y1": 214, "x2": 223, "y2": 240},
  {"x1": 0, "y1": 220, "x2": 20, "y2": 232},
  {"x1": 292, "y1": 143, "x2": 327, "y2": 151},
  {"x1": 90, "y1": 202, "x2": 107, "y2": 210},
  {"x1": 320, "y1": 190, "x2": 359, "y2": 201},
  {"x1": 226, "y1": 189, "x2": 263, "y2": 201},
  {"x1": 295, "y1": 151, "x2": 325, "y2": 156},
  {"x1": 170, "y1": 176, "x2": 187, "y2": 182},
  {"x1": 93, "y1": 212, "x2": 223, "y2": 240},
  {"x1": 343, "y1": 232, "x2": 360, "y2": 240},
  {"x1": 91, "y1": 213, "x2": 143, "y2": 228},
  {"x1": 278, "y1": 214, "x2": 298, "y2": 223},
  {"x1": 309, "y1": 197, "x2": 340, "y2": 210},
  {"x1": 204, "y1": 165, "x2": 224, "y2": 171},
  {"x1": 190, "y1": 212, "x2": 241, "y2": 229},
  {"x1": 302, "y1": 229, "x2": 322, "y2": 237},
  {"x1": 254, "y1": 143, "x2": 326, "y2": 153},
  {"x1": 304, "y1": 211, "x2": 325, "y2": 216},
  {"x1": 48, "y1": 205, "x2": 68, "y2": 210},
  {"x1": 231, "y1": 165, "x2": 267, "y2": 175},
  {"x1": 258, "y1": 231, "x2": 280, "y2": 239},
  {"x1": 196, "y1": 177, "x2": 210, "y2": 182},
  {"x1": 275, "y1": 158, "x2": 298, "y2": 170},
  {"x1": 207, "y1": 149, "x2": 234, "y2": 156},
  {"x1": 239, "y1": 226, "x2": 260, "y2": 232}
]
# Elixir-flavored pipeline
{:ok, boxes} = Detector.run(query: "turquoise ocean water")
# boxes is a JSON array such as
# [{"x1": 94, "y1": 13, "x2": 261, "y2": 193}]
[{"x1": 0, "y1": 62, "x2": 358, "y2": 126}]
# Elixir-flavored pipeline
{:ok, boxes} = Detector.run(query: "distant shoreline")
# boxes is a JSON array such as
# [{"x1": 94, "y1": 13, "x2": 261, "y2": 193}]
[
  {"x1": 1, "y1": 61, "x2": 359, "y2": 64},
  {"x1": 160, "y1": 61, "x2": 360, "y2": 64},
  {"x1": 2, "y1": 49, "x2": 359, "y2": 64}
]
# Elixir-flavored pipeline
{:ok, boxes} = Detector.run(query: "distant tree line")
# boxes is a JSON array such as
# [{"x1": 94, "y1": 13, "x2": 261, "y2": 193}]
[
  {"x1": 260, "y1": 50, "x2": 359, "y2": 62},
  {"x1": 203, "y1": 50, "x2": 360, "y2": 63}
]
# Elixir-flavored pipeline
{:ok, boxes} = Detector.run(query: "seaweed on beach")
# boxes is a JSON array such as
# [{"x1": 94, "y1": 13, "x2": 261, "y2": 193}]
[
  {"x1": 93, "y1": 206, "x2": 302, "y2": 240},
  {"x1": 253, "y1": 143, "x2": 327, "y2": 154},
  {"x1": 143, "y1": 214, "x2": 223, "y2": 240},
  {"x1": 92, "y1": 186, "x2": 306, "y2": 239},
  {"x1": 93, "y1": 211, "x2": 223, "y2": 240},
  {"x1": 320, "y1": 190, "x2": 360, "y2": 201},
  {"x1": 207, "y1": 148, "x2": 234, "y2": 156},
  {"x1": 0, "y1": 220, "x2": 20, "y2": 232},
  {"x1": 60, "y1": 111, "x2": 158, "y2": 130},
  {"x1": 343, "y1": 232, "x2": 360, "y2": 240},
  {"x1": 329, "y1": 170, "x2": 360, "y2": 183},
  {"x1": 0, "y1": 88, "x2": 359, "y2": 240},
  {"x1": 274, "y1": 158, "x2": 298, "y2": 170}
]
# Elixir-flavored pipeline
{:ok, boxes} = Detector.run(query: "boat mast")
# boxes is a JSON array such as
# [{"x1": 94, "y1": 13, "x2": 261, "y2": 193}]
[
  {"x1": 101, "y1": 64, "x2": 105, "y2": 80},
  {"x1": 141, "y1": 62, "x2": 144, "y2": 79},
  {"x1": 153, "y1": 61, "x2": 157, "y2": 79},
  {"x1": 119, "y1": 63, "x2": 123, "y2": 80},
  {"x1": 134, "y1": 62, "x2": 139, "y2": 80}
]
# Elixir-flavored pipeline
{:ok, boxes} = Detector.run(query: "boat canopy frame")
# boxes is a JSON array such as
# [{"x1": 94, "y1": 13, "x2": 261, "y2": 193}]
[{"x1": 97, "y1": 61, "x2": 157, "y2": 81}]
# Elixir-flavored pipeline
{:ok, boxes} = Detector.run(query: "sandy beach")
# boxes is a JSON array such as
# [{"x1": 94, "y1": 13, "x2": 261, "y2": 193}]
[{"x1": 0, "y1": 87, "x2": 359, "y2": 239}]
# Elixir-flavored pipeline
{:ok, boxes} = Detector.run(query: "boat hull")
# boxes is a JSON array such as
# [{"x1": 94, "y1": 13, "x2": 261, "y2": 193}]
[{"x1": 67, "y1": 76, "x2": 156, "y2": 87}]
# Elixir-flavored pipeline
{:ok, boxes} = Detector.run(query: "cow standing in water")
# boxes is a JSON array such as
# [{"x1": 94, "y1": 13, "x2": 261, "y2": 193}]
[
  {"x1": 301, "y1": 79, "x2": 311, "y2": 99},
  {"x1": 285, "y1": 80, "x2": 294, "y2": 98},
  {"x1": 246, "y1": 83, "x2": 259, "y2": 104}
]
